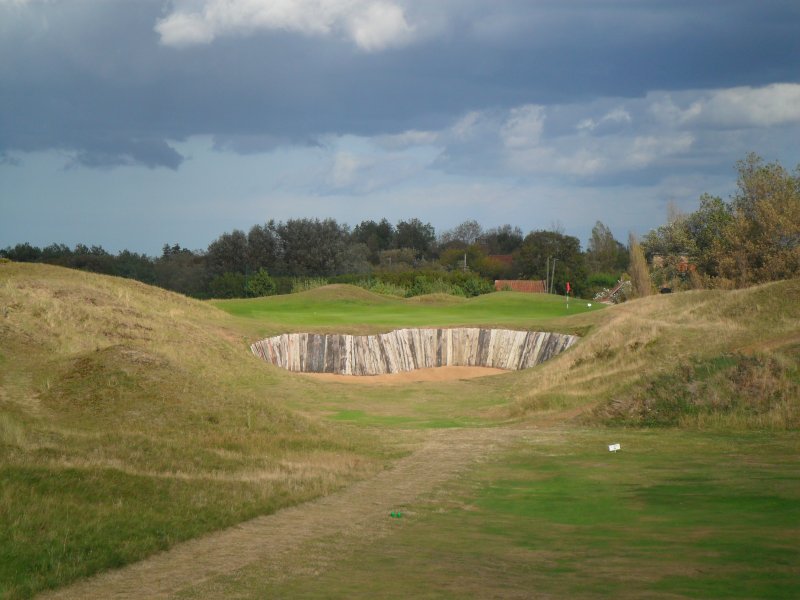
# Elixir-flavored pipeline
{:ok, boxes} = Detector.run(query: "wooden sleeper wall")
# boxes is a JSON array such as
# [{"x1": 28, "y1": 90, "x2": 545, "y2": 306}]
[{"x1": 250, "y1": 328, "x2": 578, "y2": 375}]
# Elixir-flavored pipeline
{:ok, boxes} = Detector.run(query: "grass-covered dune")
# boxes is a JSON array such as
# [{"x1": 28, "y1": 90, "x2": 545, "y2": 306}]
[
  {"x1": 502, "y1": 279, "x2": 800, "y2": 429},
  {"x1": 2, "y1": 263, "x2": 798, "y2": 598},
  {"x1": 0, "y1": 263, "x2": 391, "y2": 599}
]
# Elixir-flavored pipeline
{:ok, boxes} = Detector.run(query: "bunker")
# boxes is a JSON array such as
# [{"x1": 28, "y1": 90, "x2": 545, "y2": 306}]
[{"x1": 250, "y1": 328, "x2": 578, "y2": 376}]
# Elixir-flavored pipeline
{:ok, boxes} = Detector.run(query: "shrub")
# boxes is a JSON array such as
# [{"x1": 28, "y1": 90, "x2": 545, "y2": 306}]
[
  {"x1": 407, "y1": 276, "x2": 465, "y2": 297},
  {"x1": 354, "y1": 279, "x2": 408, "y2": 297},
  {"x1": 459, "y1": 275, "x2": 494, "y2": 297},
  {"x1": 245, "y1": 268, "x2": 277, "y2": 297}
]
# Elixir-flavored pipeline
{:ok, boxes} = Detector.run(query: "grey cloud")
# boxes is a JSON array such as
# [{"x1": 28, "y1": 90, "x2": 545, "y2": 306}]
[
  {"x1": 211, "y1": 134, "x2": 323, "y2": 155},
  {"x1": 1, "y1": 0, "x2": 799, "y2": 170},
  {"x1": 0, "y1": 152, "x2": 21, "y2": 167},
  {"x1": 427, "y1": 83, "x2": 800, "y2": 186},
  {"x1": 67, "y1": 137, "x2": 184, "y2": 170}
]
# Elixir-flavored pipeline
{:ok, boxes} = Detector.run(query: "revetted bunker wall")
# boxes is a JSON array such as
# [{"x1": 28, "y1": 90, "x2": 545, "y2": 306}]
[{"x1": 250, "y1": 328, "x2": 578, "y2": 375}]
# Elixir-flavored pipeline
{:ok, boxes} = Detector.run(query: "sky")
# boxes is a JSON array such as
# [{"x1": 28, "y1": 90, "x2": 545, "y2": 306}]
[{"x1": 1, "y1": 0, "x2": 799, "y2": 256}]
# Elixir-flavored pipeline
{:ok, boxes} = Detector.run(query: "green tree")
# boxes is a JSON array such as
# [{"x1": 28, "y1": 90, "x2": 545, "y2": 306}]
[
  {"x1": 245, "y1": 267, "x2": 277, "y2": 297},
  {"x1": 395, "y1": 218, "x2": 436, "y2": 257},
  {"x1": 439, "y1": 219, "x2": 483, "y2": 246},
  {"x1": 641, "y1": 212, "x2": 696, "y2": 260},
  {"x1": 113, "y1": 250, "x2": 156, "y2": 284},
  {"x1": 209, "y1": 271, "x2": 246, "y2": 298},
  {"x1": 478, "y1": 225, "x2": 524, "y2": 255},
  {"x1": 154, "y1": 245, "x2": 209, "y2": 297},
  {"x1": 378, "y1": 248, "x2": 417, "y2": 270},
  {"x1": 685, "y1": 194, "x2": 732, "y2": 277},
  {"x1": 717, "y1": 154, "x2": 800, "y2": 285},
  {"x1": 586, "y1": 221, "x2": 628, "y2": 275},
  {"x1": 247, "y1": 222, "x2": 282, "y2": 273},
  {"x1": 514, "y1": 230, "x2": 587, "y2": 295},
  {"x1": 352, "y1": 219, "x2": 395, "y2": 264},
  {"x1": 1, "y1": 242, "x2": 42, "y2": 262},
  {"x1": 276, "y1": 218, "x2": 350, "y2": 276},
  {"x1": 439, "y1": 244, "x2": 486, "y2": 272},
  {"x1": 340, "y1": 243, "x2": 372, "y2": 274},
  {"x1": 207, "y1": 230, "x2": 248, "y2": 276}
]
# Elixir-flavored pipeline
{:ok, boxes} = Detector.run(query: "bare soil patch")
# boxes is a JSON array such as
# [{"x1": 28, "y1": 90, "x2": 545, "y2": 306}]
[{"x1": 300, "y1": 365, "x2": 508, "y2": 384}]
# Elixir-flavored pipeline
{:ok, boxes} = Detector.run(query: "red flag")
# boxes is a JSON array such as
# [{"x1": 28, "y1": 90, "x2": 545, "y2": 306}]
[{"x1": 566, "y1": 281, "x2": 571, "y2": 294}]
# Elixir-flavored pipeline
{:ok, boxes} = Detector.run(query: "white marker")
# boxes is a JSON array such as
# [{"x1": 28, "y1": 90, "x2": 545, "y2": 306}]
[{"x1": 608, "y1": 443, "x2": 621, "y2": 452}]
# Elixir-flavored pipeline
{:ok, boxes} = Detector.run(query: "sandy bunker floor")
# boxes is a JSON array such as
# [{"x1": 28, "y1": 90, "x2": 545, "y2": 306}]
[{"x1": 300, "y1": 365, "x2": 508, "y2": 384}]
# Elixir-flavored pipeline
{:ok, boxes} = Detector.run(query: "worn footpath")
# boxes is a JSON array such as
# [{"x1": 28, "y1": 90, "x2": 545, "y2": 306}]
[{"x1": 40, "y1": 427, "x2": 532, "y2": 599}]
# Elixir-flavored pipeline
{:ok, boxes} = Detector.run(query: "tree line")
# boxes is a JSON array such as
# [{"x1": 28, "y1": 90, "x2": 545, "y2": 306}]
[
  {"x1": 1, "y1": 216, "x2": 626, "y2": 299},
  {"x1": 638, "y1": 153, "x2": 800, "y2": 293},
  {"x1": 3, "y1": 154, "x2": 796, "y2": 300}
]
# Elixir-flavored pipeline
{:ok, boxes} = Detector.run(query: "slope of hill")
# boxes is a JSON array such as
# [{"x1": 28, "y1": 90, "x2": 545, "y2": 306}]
[
  {"x1": 505, "y1": 279, "x2": 800, "y2": 428},
  {"x1": 0, "y1": 263, "x2": 389, "y2": 599}
]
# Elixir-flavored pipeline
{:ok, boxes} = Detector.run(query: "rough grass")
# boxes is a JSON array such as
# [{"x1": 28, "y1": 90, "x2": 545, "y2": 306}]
[
  {"x1": 0, "y1": 263, "x2": 393, "y2": 599},
  {"x1": 595, "y1": 351, "x2": 799, "y2": 428},
  {"x1": 505, "y1": 279, "x2": 800, "y2": 429}
]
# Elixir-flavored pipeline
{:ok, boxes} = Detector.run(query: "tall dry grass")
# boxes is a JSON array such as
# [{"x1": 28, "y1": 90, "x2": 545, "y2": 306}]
[
  {"x1": 628, "y1": 232, "x2": 652, "y2": 297},
  {"x1": 507, "y1": 279, "x2": 800, "y2": 429},
  {"x1": 0, "y1": 262, "x2": 393, "y2": 599}
]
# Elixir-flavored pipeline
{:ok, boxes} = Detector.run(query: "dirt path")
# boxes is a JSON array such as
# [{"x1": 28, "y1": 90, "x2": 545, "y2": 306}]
[{"x1": 41, "y1": 426, "x2": 531, "y2": 599}]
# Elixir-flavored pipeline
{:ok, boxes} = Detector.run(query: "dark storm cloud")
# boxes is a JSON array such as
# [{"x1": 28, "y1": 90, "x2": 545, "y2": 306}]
[{"x1": 1, "y1": 0, "x2": 798, "y2": 169}]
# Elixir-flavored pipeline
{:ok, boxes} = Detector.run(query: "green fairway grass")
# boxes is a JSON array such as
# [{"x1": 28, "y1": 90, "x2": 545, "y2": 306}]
[
  {"x1": 215, "y1": 429, "x2": 800, "y2": 599},
  {"x1": 212, "y1": 285, "x2": 603, "y2": 337}
]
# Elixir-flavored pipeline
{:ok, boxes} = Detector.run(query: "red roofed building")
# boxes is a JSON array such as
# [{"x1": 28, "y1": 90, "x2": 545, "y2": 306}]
[{"x1": 494, "y1": 279, "x2": 547, "y2": 293}]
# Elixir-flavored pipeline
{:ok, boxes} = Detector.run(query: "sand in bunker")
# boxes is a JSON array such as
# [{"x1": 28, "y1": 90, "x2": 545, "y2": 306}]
[{"x1": 300, "y1": 365, "x2": 508, "y2": 384}]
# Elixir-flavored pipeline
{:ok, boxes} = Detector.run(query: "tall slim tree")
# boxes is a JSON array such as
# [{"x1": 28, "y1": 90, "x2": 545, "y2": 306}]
[
  {"x1": 586, "y1": 221, "x2": 627, "y2": 274},
  {"x1": 628, "y1": 233, "x2": 652, "y2": 298}
]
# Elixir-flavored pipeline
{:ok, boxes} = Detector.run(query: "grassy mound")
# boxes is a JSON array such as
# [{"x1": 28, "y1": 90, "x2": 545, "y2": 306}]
[
  {"x1": 595, "y1": 350, "x2": 799, "y2": 428},
  {"x1": 506, "y1": 279, "x2": 800, "y2": 429},
  {"x1": 0, "y1": 264, "x2": 389, "y2": 599}
]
